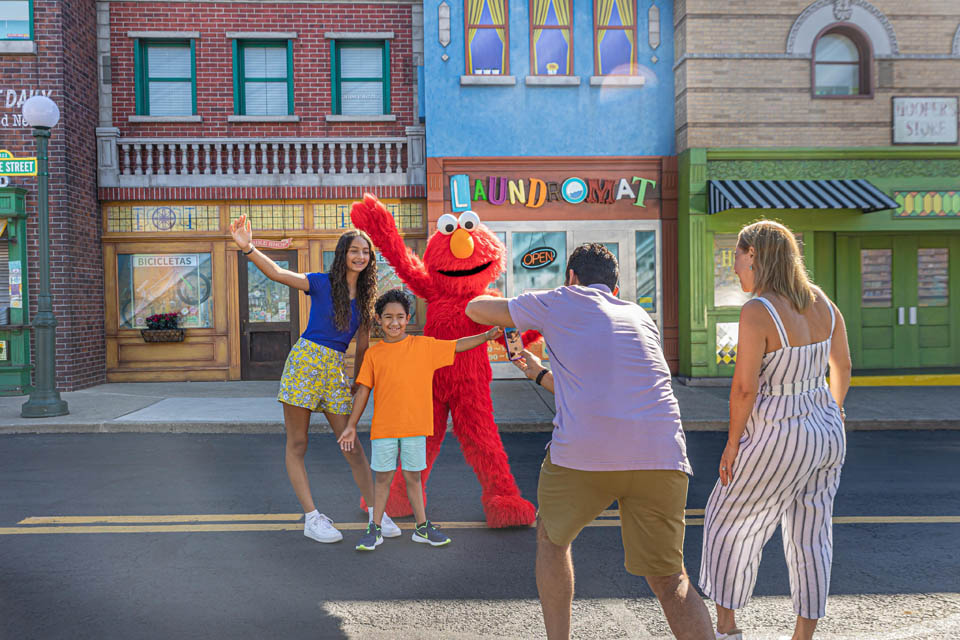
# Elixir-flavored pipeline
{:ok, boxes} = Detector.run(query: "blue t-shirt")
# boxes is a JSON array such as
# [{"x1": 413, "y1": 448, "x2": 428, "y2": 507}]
[{"x1": 301, "y1": 272, "x2": 360, "y2": 352}]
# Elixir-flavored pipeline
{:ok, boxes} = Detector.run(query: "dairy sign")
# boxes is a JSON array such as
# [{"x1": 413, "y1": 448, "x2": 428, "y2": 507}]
[
  {"x1": 893, "y1": 97, "x2": 959, "y2": 144},
  {"x1": 2, "y1": 88, "x2": 54, "y2": 128},
  {"x1": 449, "y1": 173, "x2": 658, "y2": 212}
]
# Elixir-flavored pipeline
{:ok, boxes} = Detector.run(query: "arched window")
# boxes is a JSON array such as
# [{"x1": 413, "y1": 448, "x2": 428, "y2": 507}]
[{"x1": 812, "y1": 26, "x2": 872, "y2": 97}]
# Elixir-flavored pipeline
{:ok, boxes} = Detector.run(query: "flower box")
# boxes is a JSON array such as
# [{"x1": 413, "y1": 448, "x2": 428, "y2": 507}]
[{"x1": 140, "y1": 328, "x2": 185, "y2": 343}]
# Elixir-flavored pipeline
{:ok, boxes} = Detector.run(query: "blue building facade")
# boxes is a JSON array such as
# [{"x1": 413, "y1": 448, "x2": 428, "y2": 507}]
[
  {"x1": 422, "y1": 0, "x2": 681, "y2": 372},
  {"x1": 424, "y1": 0, "x2": 675, "y2": 157}
]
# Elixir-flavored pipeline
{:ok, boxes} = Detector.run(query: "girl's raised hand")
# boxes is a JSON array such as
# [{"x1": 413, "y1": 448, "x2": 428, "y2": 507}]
[{"x1": 229, "y1": 214, "x2": 253, "y2": 250}]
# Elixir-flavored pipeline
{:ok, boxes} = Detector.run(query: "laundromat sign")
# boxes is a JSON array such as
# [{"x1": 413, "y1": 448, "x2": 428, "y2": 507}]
[{"x1": 449, "y1": 173, "x2": 658, "y2": 212}]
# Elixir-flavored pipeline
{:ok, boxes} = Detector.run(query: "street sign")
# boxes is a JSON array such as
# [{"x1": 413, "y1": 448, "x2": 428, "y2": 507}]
[{"x1": 0, "y1": 150, "x2": 37, "y2": 176}]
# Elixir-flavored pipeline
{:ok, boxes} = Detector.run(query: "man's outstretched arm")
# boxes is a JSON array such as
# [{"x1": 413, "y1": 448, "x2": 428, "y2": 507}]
[{"x1": 465, "y1": 295, "x2": 516, "y2": 328}]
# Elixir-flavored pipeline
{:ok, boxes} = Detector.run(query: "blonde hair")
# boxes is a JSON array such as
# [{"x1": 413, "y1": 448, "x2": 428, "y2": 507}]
[{"x1": 737, "y1": 220, "x2": 815, "y2": 312}]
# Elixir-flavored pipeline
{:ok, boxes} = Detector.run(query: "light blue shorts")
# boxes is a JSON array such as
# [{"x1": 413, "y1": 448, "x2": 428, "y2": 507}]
[{"x1": 370, "y1": 436, "x2": 427, "y2": 473}]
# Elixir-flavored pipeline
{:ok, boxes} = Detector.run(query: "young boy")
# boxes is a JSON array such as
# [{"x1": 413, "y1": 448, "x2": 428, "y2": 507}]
[{"x1": 338, "y1": 288, "x2": 502, "y2": 551}]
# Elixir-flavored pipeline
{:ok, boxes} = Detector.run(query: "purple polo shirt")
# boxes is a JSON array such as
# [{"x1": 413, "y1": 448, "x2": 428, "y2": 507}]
[{"x1": 509, "y1": 284, "x2": 692, "y2": 474}]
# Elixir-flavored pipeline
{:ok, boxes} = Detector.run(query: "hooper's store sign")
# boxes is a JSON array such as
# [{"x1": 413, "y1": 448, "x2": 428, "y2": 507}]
[{"x1": 449, "y1": 173, "x2": 658, "y2": 211}]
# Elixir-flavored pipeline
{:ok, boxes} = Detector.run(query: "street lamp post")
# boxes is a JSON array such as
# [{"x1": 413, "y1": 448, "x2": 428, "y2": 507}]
[{"x1": 20, "y1": 95, "x2": 68, "y2": 418}]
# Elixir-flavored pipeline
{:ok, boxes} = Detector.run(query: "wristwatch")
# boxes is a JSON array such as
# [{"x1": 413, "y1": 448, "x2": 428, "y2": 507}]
[
  {"x1": 242, "y1": 246, "x2": 255, "y2": 255},
  {"x1": 535, "y1": 369, "x2": 549, "y2": 386}
]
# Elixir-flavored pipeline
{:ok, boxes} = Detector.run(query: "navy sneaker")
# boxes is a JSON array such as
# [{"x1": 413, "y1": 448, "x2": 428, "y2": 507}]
[
  {"x1": 411, "y1": 521, "x2": 450, "y2": 547},
  {"x1": 355, "y1": 522, "x2": 383, "y2": 551}
]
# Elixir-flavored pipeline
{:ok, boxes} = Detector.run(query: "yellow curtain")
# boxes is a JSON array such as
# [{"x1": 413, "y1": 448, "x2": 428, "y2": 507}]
[
  {"x1": 467, "y1": 0, "x2": 486, "y2": 73},
  {"x1": 553, "y1": 0, "x2": 571, "y2": 56},
  {"x1": 596, "y1": 0, "x2": 615, "y2": 52},
  {"x1": 531, "y1": 0, "x2": 551, "y2": 69},
  {"x1": 615, "y1": 0, "x2": 635, "y2": 72},
  {"x1": 486, "y1": 0, "x2": 507, "y2": 70}
]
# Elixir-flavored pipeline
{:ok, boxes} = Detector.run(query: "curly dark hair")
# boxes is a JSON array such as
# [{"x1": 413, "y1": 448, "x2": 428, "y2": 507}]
[
  {"x1": 375, "y1": 288, "x2": 411, "y2": 317},
  {"x1": 566, "y1": 243, "x2": 619, "y2": 290},
  {"x1": 328, "y1": 230, "x2": 377, "y2": 331}
]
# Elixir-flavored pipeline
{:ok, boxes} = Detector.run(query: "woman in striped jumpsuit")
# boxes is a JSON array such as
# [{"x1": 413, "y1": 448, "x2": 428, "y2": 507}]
[{"x1": 700, "y1": 221, "x2": 852, "y2": 640}]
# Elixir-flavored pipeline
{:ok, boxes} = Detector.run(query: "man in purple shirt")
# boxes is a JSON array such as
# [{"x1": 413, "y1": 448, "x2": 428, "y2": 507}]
[{"x1": 466, "y1": 243, "x2": 712, "y2": 640}]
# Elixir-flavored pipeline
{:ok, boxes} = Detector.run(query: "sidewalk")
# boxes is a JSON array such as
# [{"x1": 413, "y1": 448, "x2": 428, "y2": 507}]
[{"x1": 0, "y1": 379, "x2": 956, "y2": 434}]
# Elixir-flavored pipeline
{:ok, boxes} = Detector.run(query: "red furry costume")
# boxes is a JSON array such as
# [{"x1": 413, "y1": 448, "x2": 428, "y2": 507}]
[{"x1": 351, "y1": 194, "x2": 538, "y2": 528}]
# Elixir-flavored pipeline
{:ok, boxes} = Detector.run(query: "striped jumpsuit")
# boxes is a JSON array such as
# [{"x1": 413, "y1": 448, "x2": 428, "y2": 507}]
[{"x1": 699, "y1": 296, "x2": 846, "y2": 620}]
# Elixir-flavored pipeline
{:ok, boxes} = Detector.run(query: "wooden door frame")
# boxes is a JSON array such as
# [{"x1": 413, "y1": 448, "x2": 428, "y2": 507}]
[{"x1": 238, "y1": 249, "x2": 300, "y2": 380}]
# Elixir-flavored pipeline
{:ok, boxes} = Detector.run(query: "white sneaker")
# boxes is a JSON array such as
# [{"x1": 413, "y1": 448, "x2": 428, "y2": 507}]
[
  {"x1": 380, "y1": 513, "x2": 402, "y2": 538},
  {"x1": 304, "y1": 513, "x2": 342, "y2": 543},
  {"x1": 716, "y1": 631, "x2": 743, "y2": 640}
]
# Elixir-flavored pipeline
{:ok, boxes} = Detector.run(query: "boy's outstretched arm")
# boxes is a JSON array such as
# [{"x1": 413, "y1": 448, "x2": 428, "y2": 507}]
[
  {"x1": 338, "y1": 385, "x2": 371, "y2": 451},
  {"x1": 455, "y1": 326, "x2": 503, "y2": 353}
]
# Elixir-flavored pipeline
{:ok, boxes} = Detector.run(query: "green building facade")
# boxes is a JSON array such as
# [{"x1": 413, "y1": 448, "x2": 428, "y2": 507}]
[{"x1": 678, "y1": 148, "x2": 960, "y2": 379}]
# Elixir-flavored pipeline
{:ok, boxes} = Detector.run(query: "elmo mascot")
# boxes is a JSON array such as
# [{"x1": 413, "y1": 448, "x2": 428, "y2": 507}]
[{"x1": 351, "y1": 194, "x2": 538, "y2": 528}]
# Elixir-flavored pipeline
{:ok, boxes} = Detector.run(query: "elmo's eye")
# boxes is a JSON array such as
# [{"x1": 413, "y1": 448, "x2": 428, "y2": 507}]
[
  {"x1": 437, "y1": 213, "x2": 458, "y2": 235},
  {"x1": 458, "y1": 211, "x2": 480, "y2": 231}
]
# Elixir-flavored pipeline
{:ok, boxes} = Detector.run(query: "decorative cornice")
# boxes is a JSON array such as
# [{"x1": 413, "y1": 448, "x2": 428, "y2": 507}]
[{"x1": 786, "y1": 0, "x2": 898, "y2": 56}]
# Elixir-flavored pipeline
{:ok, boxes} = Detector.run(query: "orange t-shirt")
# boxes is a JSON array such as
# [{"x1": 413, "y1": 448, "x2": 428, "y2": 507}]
[{"x1": 356, "y1": 335, "x2": 457, "y2": 439}]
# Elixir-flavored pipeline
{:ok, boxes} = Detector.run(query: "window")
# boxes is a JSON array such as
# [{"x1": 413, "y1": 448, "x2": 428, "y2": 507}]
[
  {"x1": 594, "y1": 0, "x2": 636, "y2": 75},
  {"x1": 530, "y1": 0, "x2": 572, "y2": 75},
  {"x1": 234, "y1": 40, "x2": 293, "y2": 116},
  {"x1": 0, "y1": 0, "x2": 30, "y2": 40},
  {"x1": 813, "y1": 26, "x2": 871, "y2": 97},
  {"x1": 135, "y1": 40, "x2": 196, "y2": 116},
  {"x1": 331, "y1": 41, "x2": 390, "y2": 115},
  {"x1": 118, "y1": 253, "x2": 213, "y2": 329},
  {"x1": 332, "y1": 40, "x2": 390, "y2": 116},
  {"x1": 466, "y1": 0, "x2": 509, "y2": 75}
]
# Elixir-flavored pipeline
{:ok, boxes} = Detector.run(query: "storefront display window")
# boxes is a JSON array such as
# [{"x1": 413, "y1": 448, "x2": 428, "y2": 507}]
[
  {"x1": 636, "y1": 230, "x2": 656, "y2": 312},
  {"x1": 247, "y1": 259, "x2": 290, "y2": 323},
  {"x1": 492, "y1": 232, "x2": 506, "y2": 294},
  {"x1": 314, "y1": 202, "x2": 424, "y2": 231},
  {"x1": 118, "y1": 253, "x2": 213, "y2": 329},
  {"x1": 512, "y1": 231, "x2": 565, "y2": 294},
  {"x1": 713, "y1": 233, "x2": 750, "y2": 308}
]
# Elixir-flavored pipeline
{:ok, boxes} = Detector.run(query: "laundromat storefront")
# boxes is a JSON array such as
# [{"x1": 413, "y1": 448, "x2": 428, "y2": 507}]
[
  {"x1": 431, "y1": 156, "x2": 680, "y2": 374},
  {"x1": 102, "y1": 199, "x2": 427, "y2": 382}
]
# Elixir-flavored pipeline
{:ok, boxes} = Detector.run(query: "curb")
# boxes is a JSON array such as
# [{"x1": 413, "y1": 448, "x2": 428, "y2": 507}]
[{"x1": 2, "y1": 419, "x2": 959, "y2": 435}]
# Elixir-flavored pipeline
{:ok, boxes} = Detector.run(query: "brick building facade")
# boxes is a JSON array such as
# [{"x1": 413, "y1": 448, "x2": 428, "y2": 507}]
[
  {"x1": 0, "y1": 0, "x2": 103, "y2": 392},
  {"x1": 674, "y1": 0, "x2": 960, "y2": 379},
  {"x1": 92, "y1": 0, "x2": 426, "y2": 383}
]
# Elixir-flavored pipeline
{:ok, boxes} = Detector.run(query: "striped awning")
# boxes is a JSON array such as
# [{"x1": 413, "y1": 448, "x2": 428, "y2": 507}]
[{"x1": 708, "y1": 179, "x2": 899, "y2": 215}]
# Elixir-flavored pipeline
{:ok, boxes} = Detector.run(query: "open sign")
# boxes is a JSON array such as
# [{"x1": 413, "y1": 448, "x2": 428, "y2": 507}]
[{"x1": 521, "y1": 247, "x2": 557, "y2": 270}]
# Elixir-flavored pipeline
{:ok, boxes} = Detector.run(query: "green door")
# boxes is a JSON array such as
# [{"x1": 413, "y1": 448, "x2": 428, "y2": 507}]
[{"x1": 840, "y1": 234, "x2": 959, "y2": 370}]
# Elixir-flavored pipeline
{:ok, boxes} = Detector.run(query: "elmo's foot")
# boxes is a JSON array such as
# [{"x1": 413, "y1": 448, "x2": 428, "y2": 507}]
[{"x1": 483, "y1": 494, "x2": 537, "y2": 528}]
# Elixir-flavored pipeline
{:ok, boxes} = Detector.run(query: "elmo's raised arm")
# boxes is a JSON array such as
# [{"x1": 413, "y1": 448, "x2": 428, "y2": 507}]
[{"x1": 351, "y1": 193, "x2": 436, "y2": 300}]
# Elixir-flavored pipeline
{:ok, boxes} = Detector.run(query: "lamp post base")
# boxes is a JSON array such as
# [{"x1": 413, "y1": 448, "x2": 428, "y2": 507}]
[{"x1": 21, "y1": 394, "x2": 69, "y2": 418}]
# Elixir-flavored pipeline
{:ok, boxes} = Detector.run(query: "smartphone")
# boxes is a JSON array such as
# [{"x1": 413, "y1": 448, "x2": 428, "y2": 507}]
[{"x1": 504, "y1": 327, "x2": 524, "y2": 361}]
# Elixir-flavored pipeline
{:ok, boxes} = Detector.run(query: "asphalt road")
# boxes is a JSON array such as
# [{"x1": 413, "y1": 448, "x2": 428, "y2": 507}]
[{"x1": 0, "y1": 431, "x2": 958, "y2": 639}]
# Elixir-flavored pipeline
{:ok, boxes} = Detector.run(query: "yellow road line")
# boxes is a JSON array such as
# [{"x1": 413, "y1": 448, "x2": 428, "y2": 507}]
[
  {"x1": 850, "y1": 373, "x2": 960, "y2": 386},
  {"x1": 2, "y1": 515, "x2": 956, "y2": 535},
  {"x1": 18, "y1": 514, "x2": 304, "y2": 525}
]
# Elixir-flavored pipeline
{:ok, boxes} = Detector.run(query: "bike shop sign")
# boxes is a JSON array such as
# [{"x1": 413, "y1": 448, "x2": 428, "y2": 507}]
[{"x1": 134, "y1": 255, "x2": 200, "y2": 268}]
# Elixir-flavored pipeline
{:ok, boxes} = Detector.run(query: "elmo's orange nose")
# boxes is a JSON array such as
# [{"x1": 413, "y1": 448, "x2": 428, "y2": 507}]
[{"x1": 450, "y1": 228, "x2": 474, "y2": 259}]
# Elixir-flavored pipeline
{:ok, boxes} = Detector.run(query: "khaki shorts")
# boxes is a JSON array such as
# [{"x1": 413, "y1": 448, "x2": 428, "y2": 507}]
[{"x1": 537, "y1": 449, "x2": 689, "y2": 577}]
